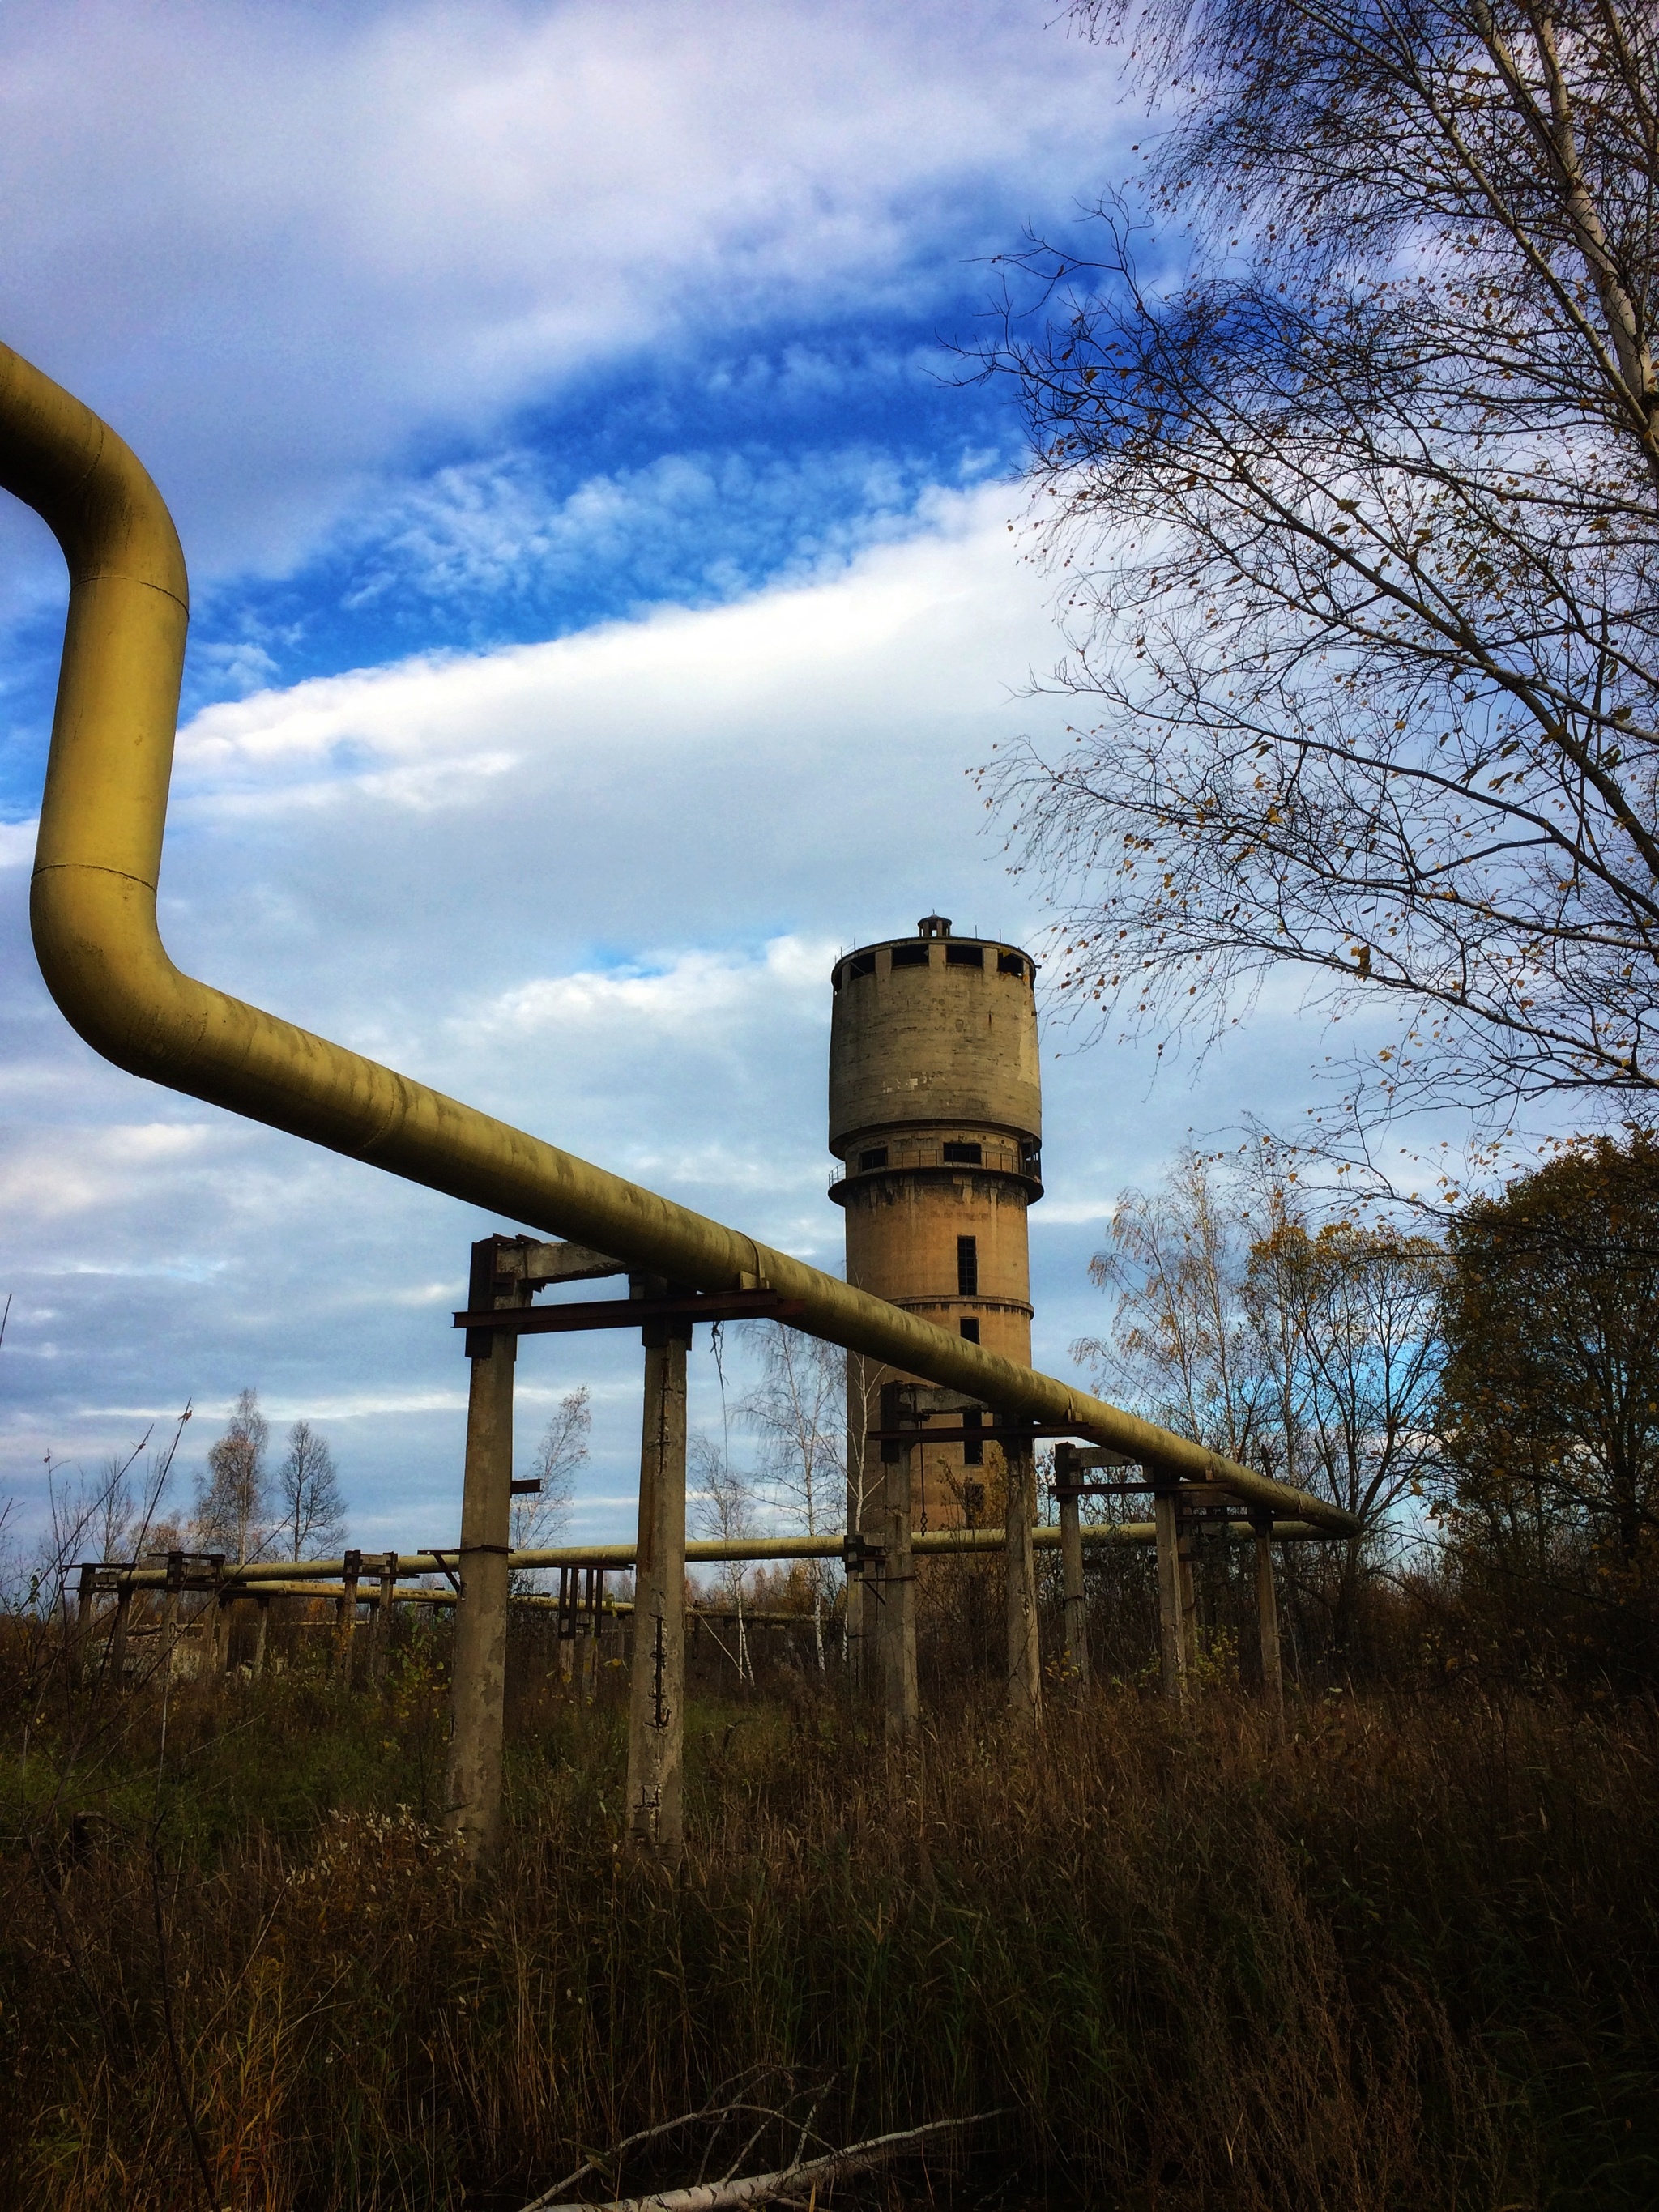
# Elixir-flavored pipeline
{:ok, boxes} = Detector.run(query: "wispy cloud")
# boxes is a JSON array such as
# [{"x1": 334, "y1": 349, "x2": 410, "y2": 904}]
[
  {"x1": 0, "y1": 0, "x2": 1130, "y2": 590},
  {"x1": 330, "y1": 442, "x2": 982, "y2": 632}
]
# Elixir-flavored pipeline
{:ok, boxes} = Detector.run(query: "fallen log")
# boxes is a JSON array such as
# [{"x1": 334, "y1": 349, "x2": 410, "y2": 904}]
[{"x1": 523, "y1": 2112, "x2": 1002, "y2": 2212}]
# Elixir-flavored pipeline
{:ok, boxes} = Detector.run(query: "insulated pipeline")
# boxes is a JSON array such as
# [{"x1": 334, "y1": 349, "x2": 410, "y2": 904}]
[{"x1": 0, "y1": 341, "x2": 1358, "y2": 1538}]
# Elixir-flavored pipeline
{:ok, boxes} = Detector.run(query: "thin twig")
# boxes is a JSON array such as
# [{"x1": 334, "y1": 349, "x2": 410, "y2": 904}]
[
  {"x1": 526, "y1": 2075, "x2": 792, "y2": 2212},
  {"x1": 694, "y1": 2103, "x2": 804, "y2": 2189},
  {"x1": 714, "y1": 2113, "x2": 778, "y2": 2191}
]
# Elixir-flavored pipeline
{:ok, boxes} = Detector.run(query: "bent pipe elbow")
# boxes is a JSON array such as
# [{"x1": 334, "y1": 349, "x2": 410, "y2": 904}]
[{"x1": 2, "y1": 339, "x2": 1359, "y2": 1541}]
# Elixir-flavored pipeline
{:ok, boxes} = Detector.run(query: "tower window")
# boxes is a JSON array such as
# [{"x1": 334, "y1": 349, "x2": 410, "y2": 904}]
[
  {"x1": 889, "y1": 942, "x2": 929, "y2": 969},
  {"x1": 962, "y1": 1408, "x2": 984, "y2": 1467},
  {"x1": 945, "y1": 942, "x2": 984, "y2": 968},
  {"x1": 997, "y1": 951, "x2": 1026, "y2": 978},
  {"x1": 943, "y1": 1140, "x2": 982, "y2": 1166},
  {"x1": 846, "y1": 951, "x2": 876, "y2": 981},
  {"x1": 958, "y1": 1318, "x2": 980, "y2": 1344},
  {"x1": 859, "y1": 1146, "x2": 889, "y2": 1172},
  {"x1": 957, "y1": 1236, "x2": 978, "y2": 1296}
]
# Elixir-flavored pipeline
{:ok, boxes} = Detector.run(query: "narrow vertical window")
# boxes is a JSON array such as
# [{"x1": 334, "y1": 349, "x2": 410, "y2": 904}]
[{"x1": 957, "y1": 1235, "x2": 978, "y2": 1296}]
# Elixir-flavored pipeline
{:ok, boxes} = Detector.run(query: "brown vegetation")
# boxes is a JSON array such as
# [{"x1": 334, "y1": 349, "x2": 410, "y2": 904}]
[{"x1": 4, "y1": 1621, "x2": 1658, "y2": 2211}]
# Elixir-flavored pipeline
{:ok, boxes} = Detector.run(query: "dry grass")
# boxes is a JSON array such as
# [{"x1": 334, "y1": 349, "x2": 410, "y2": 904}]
[{"x1": 3, "y1": 1660, "x2": 1657, "y2": 2210}]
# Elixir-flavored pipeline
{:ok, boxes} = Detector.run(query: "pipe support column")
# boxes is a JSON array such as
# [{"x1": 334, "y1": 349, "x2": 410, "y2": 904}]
[
  {"x1": 1154, "y1": 1492, "x2": 1187, "y2": 1707},
  {"x1": 625, "y1": 1302, "x2": 690, "y2": 1865},
  {"x1": 334, "y1": 1549, "x2": 361, "y2": 1686},
  {"x1": 1004, "y1": 1433, "x2": 1042, "y2": 1732},
  {"x1": 1178, "y1": 1523, "x2": 1200, "y2": 1681},
  {"x1": 446, "y1": 1239, "x2": 529, "y2": 1865},
  {"x1": 72, "y1": 1564, "x2": 97, "y2": 1686},
  {"x1": 1252, "y1": 1511, "x2": 1285, "y2": 1741},
  {"x1": 370, "y1": 1554, "x2": 396, "y2": 1685},
  {"x1": 1056, "y1": 1470, "x2": 1089, "y2": 1690},
  {"x1": 881, "y1": 1434, "x2": 919, "y2": 1746},
  {"x1": 109, "y1": 1583, "x2": 132, "y2": 1683},
  {"x1": 161, "y1": 1551, "x2": 184, "y2": 1682}
]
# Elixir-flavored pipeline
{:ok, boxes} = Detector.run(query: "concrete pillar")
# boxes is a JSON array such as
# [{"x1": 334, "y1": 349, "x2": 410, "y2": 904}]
[
  {"x1": 206, "y1": 1558, "x2": 228, "y2": 1681},
  {"x1": 109, "y1": 1582, "x2": 133, "y2": 1684},
  {"x1": 578, "y1": 1568, "x2": 597, "y2": 1703},
  {"x1": 879, "y1": 1415, "x2": 919, "y2": 1745},
  {"x1": 251, "y1": 1593, "x2": 270, "y2": 1680},
  {"x1": 557, "y1": 1566, "x2": 575, "y2": 1684},
  {"x1": 72, "y1": 1562, "x2": 98, "y2": 1685},
  {"x1": 1178, "y1": 1520, "x2": 1200, "y2": 1679},
  {"x1": 161, "y1": 1550, "x2": 184, "y2": 1681},
  {"x1": 843, "y1": 1351, "x2": 871, "y2": 1686},
  {"x1": 1054, "y1": 1446, "x2": 1089, "y2": 1690},
  {"x1": 334, "y1": 1549, "x2": 362, "y2": 1686},
  {"x1": 625, "y1": 1305, "x2": 690, "y2": 1865},
  {"x1": 1252, "y1": 1512, "x2": 1285, "y2": 1741},
  {"x1": 369, "y1": 1554, "x2": 396, "y2": 1685},
  {"x1": 1154, "y1": 1492, "x2": 1187, "y2": 1707},
  {"x1": 1004, "y1": 1430, "x2": 1042, "y2": 1733},
  {"x1": 445, "y1": 1237, "x2": 528, "y2": 1865}
]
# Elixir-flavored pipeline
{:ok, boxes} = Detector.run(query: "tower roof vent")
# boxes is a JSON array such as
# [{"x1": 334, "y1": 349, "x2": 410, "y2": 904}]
[{"x1": 918, "y1": 914, "x2": 953, "y2": 938}]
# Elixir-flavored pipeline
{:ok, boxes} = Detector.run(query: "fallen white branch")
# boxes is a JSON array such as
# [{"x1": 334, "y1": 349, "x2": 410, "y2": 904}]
[
  {"x1": 522, "y1": 2083, "x2": 800, "y2": 2212},
  {"x1": 524, "y1": 2111, "x2": 1003, "y2": 2212}
]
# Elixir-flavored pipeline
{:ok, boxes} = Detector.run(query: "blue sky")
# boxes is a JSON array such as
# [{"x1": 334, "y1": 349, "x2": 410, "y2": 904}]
[{"x1": 0, "y1": 0, "x2": 1410, "y2": 1558}]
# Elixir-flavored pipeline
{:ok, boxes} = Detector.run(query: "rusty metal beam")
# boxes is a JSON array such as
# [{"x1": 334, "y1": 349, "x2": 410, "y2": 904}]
[{"x1": 453, "y1": 1289, "x2": 807, "y2": 1335}]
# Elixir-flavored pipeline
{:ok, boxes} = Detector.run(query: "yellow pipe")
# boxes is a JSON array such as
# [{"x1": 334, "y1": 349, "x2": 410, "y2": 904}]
[
  {"x1": 96, "y1": 1515, "x2": 1326, "y2": 1591},
  {"x1": 2, "y1": 341, "x2": 1358, "y2": 1537}
]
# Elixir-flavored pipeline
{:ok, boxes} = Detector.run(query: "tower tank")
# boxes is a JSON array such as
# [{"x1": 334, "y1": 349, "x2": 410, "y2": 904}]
[{"x1": 829, "y1": 914, "x2": 1042, "y2": 1536}]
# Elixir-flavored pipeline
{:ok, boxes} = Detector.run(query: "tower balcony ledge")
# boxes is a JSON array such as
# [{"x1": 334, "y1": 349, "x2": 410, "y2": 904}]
[{"x1": 829, "y1": 1143, "x2": 1044, "y2": 1206}]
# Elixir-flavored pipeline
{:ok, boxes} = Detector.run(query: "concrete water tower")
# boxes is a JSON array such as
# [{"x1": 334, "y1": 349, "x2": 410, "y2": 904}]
[{"x1": 829, "y1": 914, "x2": 1042, "y2": 1534}]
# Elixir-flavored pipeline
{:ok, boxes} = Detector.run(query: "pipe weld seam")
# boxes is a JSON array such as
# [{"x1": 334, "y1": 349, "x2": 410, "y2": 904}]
[{"x1": 78, "y1": 568, "x2": 189, "y2": 612}]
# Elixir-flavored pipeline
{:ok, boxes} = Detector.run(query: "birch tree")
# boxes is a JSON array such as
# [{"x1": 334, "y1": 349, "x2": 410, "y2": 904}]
[
  {"x1": 194, "y1": 1389, "x2": 271, "y2": 1564},
  {"x1": 275, "y1": 1421, "x2": 348, "y2": 1560},
  {"x1": 510, "y1": 1387, "x2": 591, "y2": 1592},
  {"x1": 981, "y1": 0, "x2": 1659, "y2": 1126},
  {"x1": 742, "y1": 1327, "x2": 845, "y2": 1670}
]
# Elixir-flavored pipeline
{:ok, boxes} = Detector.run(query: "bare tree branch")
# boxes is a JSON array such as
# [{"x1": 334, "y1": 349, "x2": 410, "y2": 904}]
[{"x1": 975, "y1": 0, "x2": 1659, "y2": 1126}]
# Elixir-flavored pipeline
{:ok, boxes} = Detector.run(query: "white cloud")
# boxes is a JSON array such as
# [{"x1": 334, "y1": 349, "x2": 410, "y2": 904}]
[
  {"x1": 467, "y1": 936, "x2": 830, "y2": 1042},
  {"x1": 0, "y1": 0, "x2": 1132, "y2": 582},
  {"x1": 1031, "y1": 1197, "x2": 1120, "y2": 1227},
  {"x1": 331, "y1": 441, "x2": 954, "y2": 623},
  {"x1": 177, "y1": 479, "x2": 1015, "y2": 753},
  {"x1": 0, "y1": 1123, "x2": 220, "y2": 1223}
]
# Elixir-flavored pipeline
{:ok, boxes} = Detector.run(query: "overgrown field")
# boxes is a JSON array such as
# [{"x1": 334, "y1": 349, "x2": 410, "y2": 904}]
[{"x1": 4, "y1": 1651, "x2": 1658, "y2": 2210}]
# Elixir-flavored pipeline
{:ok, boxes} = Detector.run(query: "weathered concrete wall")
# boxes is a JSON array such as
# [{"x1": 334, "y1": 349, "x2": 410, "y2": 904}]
[
  {"x1": 829, "y1": 936, "x2": 1041, "y2": 1149},
  {"x1": 842, "y1": 1170, "x2": 1034, "y2": 1344}
]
